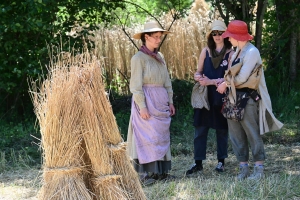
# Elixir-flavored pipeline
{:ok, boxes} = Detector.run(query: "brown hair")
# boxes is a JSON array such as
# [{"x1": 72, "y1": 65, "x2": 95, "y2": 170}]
[
  {"x1": 207, "y1": 33, "x2": 232, "y2": 50},
  {"x1": 141, "y1": 31, "x2": 163, "y2": 45}
]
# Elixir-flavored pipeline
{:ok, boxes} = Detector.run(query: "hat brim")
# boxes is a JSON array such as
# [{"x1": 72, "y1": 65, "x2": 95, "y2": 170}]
[
  {"x1": 206, "y1": 27, "x2": 227, "y2": 38},
  {"x1": 133, "y1": 28, "x2": 171, "y2": 39},
  {"x1": 222, "y1": 31, "x2": 253, "y2": 41},
  {"x1": 211, "y1": 25, "x2": 226, "y2": 32}
]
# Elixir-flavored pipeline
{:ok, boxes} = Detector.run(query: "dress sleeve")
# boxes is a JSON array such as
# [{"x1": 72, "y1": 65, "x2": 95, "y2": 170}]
[
  {"x1": 130, "y1": 54, "x2": 146, "y2": 108},
  {"x1": 159, "y1": 52, "x2": 173, "y2": 104},
  {"x1": 234, "y1": 48, "x2": 260, "y2": 86},
  {"x1": 164, "y1": 69, "x2": 174, "y2": 104}
]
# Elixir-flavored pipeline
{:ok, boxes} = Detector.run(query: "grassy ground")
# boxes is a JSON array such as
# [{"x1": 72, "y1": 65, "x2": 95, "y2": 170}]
[
  {"x1": 1, "y1": 102, "x2": 299, "y2": 199},
  {"x1": 1, "y1": 140, "x2": 299, "y2": 200}
]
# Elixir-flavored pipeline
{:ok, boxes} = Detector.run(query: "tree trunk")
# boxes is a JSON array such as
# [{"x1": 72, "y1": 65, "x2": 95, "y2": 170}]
[
  {"x1": 255, "y1": 0, "x2": 268, "y2": 51},
  {"x1": 242, "y1": 0, "x2": 246, "y2": 20},
  {"x1": 289, "y1": 7, "x2": 297, "y2": 81}
]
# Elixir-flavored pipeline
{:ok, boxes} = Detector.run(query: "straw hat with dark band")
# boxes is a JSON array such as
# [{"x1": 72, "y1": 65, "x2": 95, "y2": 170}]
[
  {"x1": 222, "y1": 20, "x2": 253, "y2": 41},
  {"x1": 210, "y1": 20, "x2": 227, "y2": 32},
  {"x1": 206, "y1": 20, "x2": 227, "y2": 37},
  {"x1": 133, "y1": 21, "x2": 171, "y2": 39}
]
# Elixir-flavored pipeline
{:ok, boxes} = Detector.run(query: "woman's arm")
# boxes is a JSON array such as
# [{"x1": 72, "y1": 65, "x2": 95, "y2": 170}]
[
  {"x1": 197, "y1": 47, "x2": 228, "y2": 86},
  {"x1": 216, "y1": 49, "x2": 235, "y2": 93},
  {"x1": 162, "y1": 54, "x2": 175, "y2": 116},
  {"x1": 194, "y1": 48, "x2": 206, "y2": 80},
  {"x1": 234, "y1": 48, "x2": 260, "y2": 85},
  {"x1": 130, "y1": 54, "x2": 146, "y2": 109}
]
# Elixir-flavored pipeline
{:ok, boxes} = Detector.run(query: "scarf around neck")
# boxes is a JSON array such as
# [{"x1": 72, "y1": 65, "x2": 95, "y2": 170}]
[
  {"x1": 139, "y1": 45, "x2": 165, "y2": 65},
  {"x1": 210, "y1": 46, "x2": 226, "y2": 69}
]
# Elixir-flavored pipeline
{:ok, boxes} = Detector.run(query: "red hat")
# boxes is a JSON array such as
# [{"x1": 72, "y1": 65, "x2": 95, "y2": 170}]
[{"x1": 222, "y1": 20, "x2": 253, "y2": 41}]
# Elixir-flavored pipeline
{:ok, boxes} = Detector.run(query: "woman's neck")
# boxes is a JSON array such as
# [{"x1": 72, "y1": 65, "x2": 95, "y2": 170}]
[
  {"x1": 215, "y1": 44, "x2": 224, "y2": 52},
  {"x1": 238, "y1": 41, "x2": 248, "y2": 50},
  {"x1": 145, "y1": 44, "x2": 154, "y2": 52}
]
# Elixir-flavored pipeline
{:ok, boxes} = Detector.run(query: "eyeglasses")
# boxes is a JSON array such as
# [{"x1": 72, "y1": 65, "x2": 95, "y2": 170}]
[
  {"x1": 149, "y1": 35, "x2": 163, "y2": 41},
  {"x1": 211, "y1": 31, "x2": 224, "y2": 36}
]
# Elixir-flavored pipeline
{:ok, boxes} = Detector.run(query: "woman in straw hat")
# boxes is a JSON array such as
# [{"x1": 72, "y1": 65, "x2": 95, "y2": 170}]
[
  {"x1": 126, "y1": 21, "x2": 175, "y2": 185},
  {"x1": 186, "y1": 20, "x2": 233, "y2": 176},
  {"x1": 217, "y1": 20, "x2": 283, "y2": 180}
]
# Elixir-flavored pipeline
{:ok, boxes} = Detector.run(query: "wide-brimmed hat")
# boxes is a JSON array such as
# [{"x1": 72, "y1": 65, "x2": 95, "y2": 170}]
[
  {"x1": 211, "y1": 20, "x2": 227, "y2": 32},
  {"x1": 206, "y1": 20, "x2": 227, "y2": 37},
  {"x1": 133, "y1": 21, "x2": 171, "y2": 39},
  {"x1": 222, "y1": 20, "x2": 253, "y2": 41}
]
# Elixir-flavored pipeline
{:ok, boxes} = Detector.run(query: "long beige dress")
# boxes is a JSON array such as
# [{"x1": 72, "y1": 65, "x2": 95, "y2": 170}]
[{"x1": 127, "y1": 51, "x2": 173, "y2": 174}]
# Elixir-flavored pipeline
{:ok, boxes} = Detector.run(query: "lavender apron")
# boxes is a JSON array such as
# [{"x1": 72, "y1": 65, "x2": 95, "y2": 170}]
[{"x1": 131, "y1": 84, "x2": 171, "y2": 164}]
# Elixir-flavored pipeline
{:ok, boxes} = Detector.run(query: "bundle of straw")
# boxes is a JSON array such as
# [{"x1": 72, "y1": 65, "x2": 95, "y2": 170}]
[
  {"x1": 31, "y1": 50, "x2": 145, "y2": 200},
  {"x1": 110, "y1": 142, "x2": 146, "y2": 200},
  {"x1": 31, "y1": 54, "x2": 92, "y2": 200},
  {"x1": 78, "y1": 54, "x2": 145, "y2": 199}
]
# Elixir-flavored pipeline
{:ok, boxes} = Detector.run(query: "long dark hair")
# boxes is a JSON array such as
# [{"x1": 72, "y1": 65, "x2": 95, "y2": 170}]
[{"x1": 207, "y1": 33, "x2": 232, "y2": 50}]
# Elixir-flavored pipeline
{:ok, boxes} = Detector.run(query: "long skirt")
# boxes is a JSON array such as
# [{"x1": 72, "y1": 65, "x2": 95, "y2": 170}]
[{"x1": 127, "y1": 85, "x2": 172, "y2": 174}]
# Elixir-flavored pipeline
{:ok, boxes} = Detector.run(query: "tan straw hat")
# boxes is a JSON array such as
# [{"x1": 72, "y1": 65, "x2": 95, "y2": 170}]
[
  {"x1": 206, "y1": 20, "x2": 227, "y2": 37},
  {"x1": 211, "y1": 20, "x2": 227, "y2": 32},
  {"x1": 133, "y1": 21, "x2": 171, "y2": 39}
]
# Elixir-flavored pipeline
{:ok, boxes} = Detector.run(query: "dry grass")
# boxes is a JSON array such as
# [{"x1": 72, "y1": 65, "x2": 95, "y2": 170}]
[
  {"x1": 1, "y1": 142, "x2": 300, "y2": 199},
  {"x1": 90, "y1": 0, "x2": 212, "y2": 94}
]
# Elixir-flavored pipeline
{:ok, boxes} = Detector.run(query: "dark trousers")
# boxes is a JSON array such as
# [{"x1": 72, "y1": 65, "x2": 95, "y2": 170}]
[{"x1": 194, "y1": 126, "x2": 228, "y2": 161}]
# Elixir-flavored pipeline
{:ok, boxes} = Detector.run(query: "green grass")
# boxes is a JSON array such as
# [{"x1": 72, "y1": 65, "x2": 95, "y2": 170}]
[
  {"x1": 143, "y1": 142, "x2": 300, "y2": 200},
  {"x1": 1, "y1": 122, "x2": 299, "y2": 199},
  {"x1": 1, "y1": 78, "x2": 300, "y2": 199}
]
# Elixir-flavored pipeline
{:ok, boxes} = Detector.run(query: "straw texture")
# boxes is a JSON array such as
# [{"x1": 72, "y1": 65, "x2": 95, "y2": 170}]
[{"x1": 30, "y1": 50, "x2": 146, "y2": 200}]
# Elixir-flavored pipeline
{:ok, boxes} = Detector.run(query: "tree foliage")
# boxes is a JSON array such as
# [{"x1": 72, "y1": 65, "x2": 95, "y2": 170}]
[
  {"x1": 118, "y1": 0, "x2": 193, "y2": 25},
  {"x1": 207, "y1": 0, "x2": 300, "y2": 87},
  {"x1": 0, "y1": 0, "x2": 125, "y2": 118},
  {"x1": 208, "y1": 0, "x2": 268, "y2": 51}
]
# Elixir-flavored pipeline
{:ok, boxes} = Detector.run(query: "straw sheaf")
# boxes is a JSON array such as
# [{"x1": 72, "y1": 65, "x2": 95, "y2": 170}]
[
  {"x1": 80, "y1": 63, "x2": 145, "y2": 199},
  {"x1": 78, "y1": 66, "x2": 120, "y2": 138},
  {"x1": 108, "y1": 143, "x2": 146, "y2": 199},
  {"x1": 77, "y1": 63, "x2": 139, "y2": 199},
  {"x1": 44, "y1": 166, "x2": 83, "y2": 174},
  {"x1": 111, "y1": 144, "x2": 146, "y2": 200},
  {"x1": 31, "y1": 61, "x2": 92, "y2": 199},
  {"x1": 30, "y1": 50, "x2": 146, "y2": 199},
  {"x1": 93, "y1": 175, "x2": 123, "y2": 185},
  {"x1": 76, "y1": 56, "x2": 145, "y2": 199},
  {"x1": 92, "y1": 177, "x2": 130, "y2": 200},
  {"x1": 39, "y1": 174, "x2": 93, "y2": 200},
  {"x1": 92, "y1": 175, "x2": 130, "y2": 200},
  {"x1": 109, "y1": 142, "x2": 127, "y2": 152}
]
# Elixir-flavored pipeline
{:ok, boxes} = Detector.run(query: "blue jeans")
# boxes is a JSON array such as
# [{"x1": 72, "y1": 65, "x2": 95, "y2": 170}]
[{"x1": 194, "y1": 126, "x2": 228, "y2": 160}]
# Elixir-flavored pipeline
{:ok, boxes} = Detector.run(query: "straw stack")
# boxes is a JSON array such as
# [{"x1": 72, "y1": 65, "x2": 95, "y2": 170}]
[
  {"x1": 78, "y1": 67, "x2": 129, "y2": 199},
  {"x1": 31, "y1": 54, "x2": 92, "y2": 200},
  {"x1": 30, "y1": 50, "x2": 146, "y2": 200},
  {"x1": 77, "y1": 54, "x2": 146, "y2": 200}
]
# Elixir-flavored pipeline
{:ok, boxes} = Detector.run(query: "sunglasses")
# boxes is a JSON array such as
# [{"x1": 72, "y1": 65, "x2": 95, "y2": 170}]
[{"x1": 211, "y1": 31, "x2": 224, "y2": 36}]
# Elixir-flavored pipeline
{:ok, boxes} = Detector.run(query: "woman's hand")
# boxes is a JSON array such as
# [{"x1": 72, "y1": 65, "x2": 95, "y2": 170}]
[
  {"x1": 216, "y1": 82, "x2": 227, "y2": 94},
  {"x1": 199, "y1": 74, "x2": 212, "y2": 86},
  {"x1": 169, "y1": 103, "x2": 175, "y2": 116},
  {"x1": 140, "y1": 107, "x2": 150, "y2": 120},
  {"x1": 194, "y1": 73, "x2": 202, "y2": 81},
  {"x1": 215, "y1": 78, "x2": 224, "y2": 86}
]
